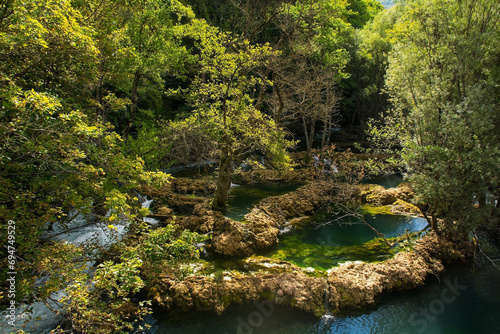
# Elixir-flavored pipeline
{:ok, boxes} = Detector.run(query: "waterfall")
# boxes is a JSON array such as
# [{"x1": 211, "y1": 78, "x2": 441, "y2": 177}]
[
  {"x1": 1, "y1": 195, "x2": 156, "y2": 333},
  {"x1": 322, "y1": 287, "x2": 335, "y2": 324}
]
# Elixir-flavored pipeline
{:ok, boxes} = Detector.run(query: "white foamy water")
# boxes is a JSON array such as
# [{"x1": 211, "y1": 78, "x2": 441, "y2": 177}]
[{"x1": 1, "y1": 196, "x2": 156, "y2": 333}]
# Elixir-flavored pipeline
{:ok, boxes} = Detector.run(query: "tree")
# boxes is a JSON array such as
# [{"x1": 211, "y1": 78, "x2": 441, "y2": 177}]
[
  {"x1": 346, "y1": 0, "x2": 384, "y2": 29},
  {"x1": 379, "y1": 0, "x2": 500, "y2": 235},
  {"x1": 119, "y1": 0, "x2": 192, "y2": 137},
  {"x1": 341, "y1": 4, "x2": 399, "y2": 126},
  {"x1": 262, "y1": 0, "x2": 352, "y2": 154},
  {"x1": 74, "y1": 0, "x2": 192, "y2": 137},
  {"x1": 269, "y1": 55, "x2": 341, "y2": 153},
  {"x1": 177, "y1": 19, "x2": 295, "y2": 211},
  {"x1": 0, "y1": 1, "x2": 169, "y2": 329},
  {"x1": 0, "y1": 0, "x2": 98, "y2": 99}
]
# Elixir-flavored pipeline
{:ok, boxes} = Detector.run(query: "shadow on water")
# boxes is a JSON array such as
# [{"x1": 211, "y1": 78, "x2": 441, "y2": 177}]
[
  {"x1": 225, "y1": 183, "x2": 303, "y2": 221},
  {"x1": 363, "y1": 173, "x2": 404, "y2": 189}
]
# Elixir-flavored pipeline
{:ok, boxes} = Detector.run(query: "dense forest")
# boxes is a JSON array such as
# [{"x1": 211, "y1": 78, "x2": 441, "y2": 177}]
[{"x1": 0, "y1": 0, "x2": 499, "y2": 333}]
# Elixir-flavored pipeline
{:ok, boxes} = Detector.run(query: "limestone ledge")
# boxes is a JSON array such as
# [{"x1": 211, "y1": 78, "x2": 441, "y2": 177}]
[{"x1": 150, "y1": 233, "x2": 473, "y2": 317}]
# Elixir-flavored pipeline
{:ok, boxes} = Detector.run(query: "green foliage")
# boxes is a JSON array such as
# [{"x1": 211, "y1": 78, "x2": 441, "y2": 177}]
[
  {"x1": 171, "y1": 18, "x2": 296, "y2": 209},
  {"x1": 380, "y1": 0, "x2": 500, "y2": 233},
  {"x1": 19, "y1": 241, "x2": 150, "y2": 334},
  {"x1": 341, "y1": 3, "x2": 401, "y2": 125},
  {"x1": 0, "y1": 1, "x2": 170, "y2": 331},
  {"x1": 284, "y1": 0, "x2": 352, "y2": 75},
  {"x1": 346, "y1": 0, "x2": 384, "y2": 29},
  {"x1": 24, "y1": 221, "x2": 207, "y2": 333},
  {"x1": 116, "y1": 222, "x2": 209, "y2": 284},
  {"x1": 73, "y1": 0, "x2": 195, "y2": 137},
  {"x1": 140, "y1": 224, "x2": 207, "y2": 263},
  {"x1": 0, "y1": 0, "x2": 98, "y2": 107},
  {"x1": 55, "y1": 259, "x2": 151, "y2": 334}
]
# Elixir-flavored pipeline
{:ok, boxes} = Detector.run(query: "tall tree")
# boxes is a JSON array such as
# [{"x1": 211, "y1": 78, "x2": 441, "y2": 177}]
[
  {"x1": 178, "y1": 19, "x2": 294, "y2": 211},
  {"x1": 267, "y1": 0, "x2": 352, "y2": 153},
  {"x1": 120, "y1": 0, "x2": 191, "y2": 137},
  {"x1": 379, "y1": 0, "x2": 500, "y2": 235},
  {"x1": 341, "y1": 4, "x2": 399, "y2": 126},
  {"x1": 0, "y1": 0, "x2": 169, "y2": 322}
]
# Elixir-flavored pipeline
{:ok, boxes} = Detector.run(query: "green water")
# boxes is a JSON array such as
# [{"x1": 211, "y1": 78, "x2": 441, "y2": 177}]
[
  {"x1": 260, "y1": 210, "x2": 428, "y2": 270},
  {"x1": 225, "y1": 181, "x2": 426, "y2": 270}
]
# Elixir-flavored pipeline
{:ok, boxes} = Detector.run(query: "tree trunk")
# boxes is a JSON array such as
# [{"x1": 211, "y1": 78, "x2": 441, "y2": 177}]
[
  {"x1": 212, "y1": 156, "x2": 233, "y2": 211},
  {"x1": 477, "y1": 193, "x2": 486, "y2": 208},
  {"x1": 308, "y1": 118, "x2": 316, "y2": 151},
  {"x1": 273, "y1": 83, "x2": 284, "y2": 126},
  {"x1": 302, "y1": 114, "x2": 311, "y2": 154},
  {"x1": 321, "y1": 117, "x2": 333, "y2": 148},
  {"x1": 431, "y1": 212, "x2": 440, "y2": 235},
  {"x1": 325, "y1": 117, "x2": 333, "y2": 147},
  {"x1": 126, "y1": 71, "x2": 141, "y2": 138}
]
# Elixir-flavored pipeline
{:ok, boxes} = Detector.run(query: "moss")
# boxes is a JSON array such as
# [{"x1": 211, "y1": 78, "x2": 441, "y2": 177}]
[
  {"x1": 260, "y1": 290, "x2": 275, "y2": 301},
  {"x1": 221, "y1": 294, "x2": 232, "y2": 306},
  {"x1": 262, "y1": 234, "x2": 398, "y2": 271},
  {"x1": 360, "y1": 204, "x2": 395, "y2": 216},
  {"x1": 391, "y1": 199, "x2": 421, "y2": 216}
]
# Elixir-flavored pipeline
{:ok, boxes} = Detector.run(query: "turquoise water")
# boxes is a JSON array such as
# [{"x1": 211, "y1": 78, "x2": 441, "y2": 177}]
[{"x1": 299, "y1": 211, "x2": 427, "y2": 246}]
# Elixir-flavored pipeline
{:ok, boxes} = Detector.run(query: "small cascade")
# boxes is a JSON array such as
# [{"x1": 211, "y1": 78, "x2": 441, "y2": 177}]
[
  {"x1": 1, "y1": 194, "x2": 156, "y2": 333},
  {"x1": 279, "y1": 223, "x2": 293, "y2": 234},
  {"x1": 322, "y1": 287, "x2": 335, "y2": 324},
  {"x1": 141, "y1": 196, "x2": 159, "y2": 226}
]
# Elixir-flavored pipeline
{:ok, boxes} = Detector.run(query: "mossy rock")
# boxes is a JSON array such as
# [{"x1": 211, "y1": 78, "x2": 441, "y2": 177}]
[
  {"x1": 360, "y1": 204, "x2": 394, "y2": 216},
  {"x1": 391, "y1": 199, "x2": 421, "y2": 216},
  {"x1": 288, "y1": 216, "x2": 312, "y2": 226}
]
